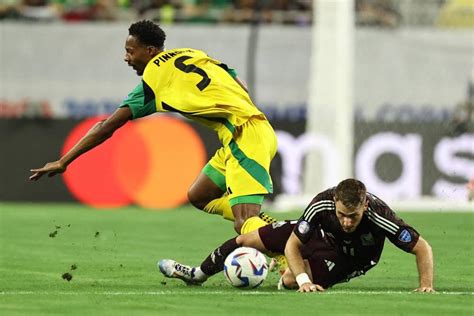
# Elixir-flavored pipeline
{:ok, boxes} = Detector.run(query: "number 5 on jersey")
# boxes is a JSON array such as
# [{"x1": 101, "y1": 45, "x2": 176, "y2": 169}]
[{"x1": 174, "y1": 56, "x2": 211, "y2": 91}]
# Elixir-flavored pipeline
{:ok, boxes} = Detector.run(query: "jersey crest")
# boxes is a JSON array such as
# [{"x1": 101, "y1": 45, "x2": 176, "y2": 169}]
[{"x1": 398, "y1": 229, "x2": 412, "y2": 242}]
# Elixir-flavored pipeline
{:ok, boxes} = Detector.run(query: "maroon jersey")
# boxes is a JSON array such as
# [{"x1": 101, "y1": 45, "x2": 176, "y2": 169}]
[{"x1": 294, "y1": 187, "x2": 420, "y2": 276}]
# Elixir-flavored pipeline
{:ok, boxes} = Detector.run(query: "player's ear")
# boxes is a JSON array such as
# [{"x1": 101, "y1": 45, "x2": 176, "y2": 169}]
[{"x1": 147, "y1": 46, "x2": 160, "y2": 56}]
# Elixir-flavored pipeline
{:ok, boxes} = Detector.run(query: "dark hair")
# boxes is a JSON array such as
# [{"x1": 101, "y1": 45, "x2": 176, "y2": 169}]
[
  {"x1": 128, "y1": 20, "x2": 166, "y2": 49},
  {"x1": 334, "y1": 178, "x2": 366, "y2": 209}
]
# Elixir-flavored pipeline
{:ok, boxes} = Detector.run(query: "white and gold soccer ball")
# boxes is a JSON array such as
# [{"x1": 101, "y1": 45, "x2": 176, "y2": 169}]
[{"x1": 223, "y1": 247, "x2": 268, "y2": 289}]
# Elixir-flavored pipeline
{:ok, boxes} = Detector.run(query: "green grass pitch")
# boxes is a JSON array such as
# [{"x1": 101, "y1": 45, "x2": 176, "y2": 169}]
[{"x1": 0, "y1": 203, "x2": 473, "y2": 315}]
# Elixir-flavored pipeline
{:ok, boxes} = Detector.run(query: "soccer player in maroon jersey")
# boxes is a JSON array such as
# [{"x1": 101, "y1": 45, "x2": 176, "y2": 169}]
[{"x1": 158, "y1": 178, "x2": 435, "y2": 293}]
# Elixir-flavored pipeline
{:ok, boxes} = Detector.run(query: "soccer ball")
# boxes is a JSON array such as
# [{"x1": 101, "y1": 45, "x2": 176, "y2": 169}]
[{"x1": 223, "y1": 247, "x2": 268, "y2": 289}]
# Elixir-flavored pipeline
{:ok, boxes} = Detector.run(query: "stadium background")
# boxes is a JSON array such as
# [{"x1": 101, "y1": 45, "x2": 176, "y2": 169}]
[
  {"x1": 1, "y1": 0, "x2": 473, "y2": 210},
  {"x1": 0, "y1": 1, "x2": 473, "y2": 314}
]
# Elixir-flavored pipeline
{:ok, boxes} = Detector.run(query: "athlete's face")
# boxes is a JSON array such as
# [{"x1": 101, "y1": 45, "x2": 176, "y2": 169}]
[
  {"x1": 334, "y1": 199, "x2": 368, "y2": 233},
  {"x1": 124, "y1": 35, "x2": 159, "y2": 76}
]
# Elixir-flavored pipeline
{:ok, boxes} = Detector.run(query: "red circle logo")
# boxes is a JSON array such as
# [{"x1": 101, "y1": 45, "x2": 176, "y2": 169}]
[{"x1": 62, "y1": 115, "x2": 206, "y2": 209}]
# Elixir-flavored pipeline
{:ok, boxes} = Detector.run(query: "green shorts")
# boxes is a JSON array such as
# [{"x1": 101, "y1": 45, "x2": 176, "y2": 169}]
[{"x1": 203, "y1": 117, "x2": 277, "y2": 207}]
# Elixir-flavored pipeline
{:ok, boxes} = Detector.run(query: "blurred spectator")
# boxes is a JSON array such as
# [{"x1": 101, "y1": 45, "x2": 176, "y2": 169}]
[
  {"x1": 397, "y1": 0, "x2": 444, "y2": 27},
  {"x1": 437, "y1": 0, "x2": 474, "y2": 28},
  {"x1": 179, "y1": 0, "x2": 232, "y2": 23},
  {"x1": 114, "y1": 0, "x2": 138, "y2": 20},
  {"x1": 137, "y1": 0, "x2": 181, "y2": 24},
  {"x1": 53, "y1": 0, "x2": 118, "y2": 21},
  {"x1": 2, "y1": 0, "x2": 464, "y2": 26},
  {"x1": 226, "y1": 0, "x2": 264, "y2": 23},
  {"x1": 356, "y1": 0, "x2": 400, "y2": 28},
  {"x1": 19, "y1": 0, "x2": 60, "y2": 21},
  {"x1": 0, "y1": 0, "x2": 21, "y2": 19},
  {"x1": 269, "y1": 0, "x2": 312, "y2": 25}
]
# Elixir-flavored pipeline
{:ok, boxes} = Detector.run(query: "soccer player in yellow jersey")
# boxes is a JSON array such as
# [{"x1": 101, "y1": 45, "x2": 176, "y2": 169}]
[{"x1": 29, "y1": 20, "x2": 276, "y2": 235}]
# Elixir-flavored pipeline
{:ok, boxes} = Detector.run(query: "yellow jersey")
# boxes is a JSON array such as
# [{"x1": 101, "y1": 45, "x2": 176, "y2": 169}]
[{"x1": 120, "y1": 48, "x2": 266, "y2": 145}]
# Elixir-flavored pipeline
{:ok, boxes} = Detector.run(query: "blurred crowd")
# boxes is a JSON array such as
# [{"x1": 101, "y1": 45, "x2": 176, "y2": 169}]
[{"x1": 0, "y1": 0, "x2": 472, "y2": 27}]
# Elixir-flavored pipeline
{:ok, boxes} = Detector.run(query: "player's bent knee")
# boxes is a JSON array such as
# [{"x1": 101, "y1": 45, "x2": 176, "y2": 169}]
[
  {"x1": 187, "y1": 190, "x2": 207, "y2": 210},
  {"x1": 235, "y1": 234, "x2": 246, "y2": 245},
  {"x1": 235, "y1": 232, "x2": 252, "y2": 246}
]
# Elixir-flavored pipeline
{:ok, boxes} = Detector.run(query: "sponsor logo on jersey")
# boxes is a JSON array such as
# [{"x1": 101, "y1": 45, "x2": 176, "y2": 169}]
[
  {"x1": 297, "y1": 220, "x2": 310, "y2": 235},
  {"x1": 398, "y1": 229, "x2": 412, "y2": 242}
]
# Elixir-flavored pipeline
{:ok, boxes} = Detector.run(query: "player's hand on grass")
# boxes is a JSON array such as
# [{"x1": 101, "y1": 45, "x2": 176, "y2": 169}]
[
  {"x1": 298, "y1": 283, "x2": 325, "y2": 293},
  {"x1": 29, "y1": 161, "x2": 66, "y2": 181},
  {"x1": 413, "y1": 286, "x2": 435, "y2": 293}
]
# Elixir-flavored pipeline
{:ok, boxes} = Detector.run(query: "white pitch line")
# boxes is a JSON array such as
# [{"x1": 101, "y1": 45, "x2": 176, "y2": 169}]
[{"x1": 0, "y1": 290, "x2": 472, "y2": 296}]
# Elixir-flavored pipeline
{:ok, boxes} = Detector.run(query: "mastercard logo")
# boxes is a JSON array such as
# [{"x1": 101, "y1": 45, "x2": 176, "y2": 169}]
[{"x1": 62, "y1": 115, "x2": 206, "y2": 209}]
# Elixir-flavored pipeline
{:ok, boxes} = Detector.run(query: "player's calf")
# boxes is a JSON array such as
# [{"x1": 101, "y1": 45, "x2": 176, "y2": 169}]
[{"x1": 200, "y1": 237, "x2": 240, "y2": 276}]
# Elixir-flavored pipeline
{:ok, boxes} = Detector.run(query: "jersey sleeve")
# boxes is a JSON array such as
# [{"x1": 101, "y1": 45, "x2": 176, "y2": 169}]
[
  {"x1": 225, "y1": 67, "x2": 238, "y2": 78},
  {"x1": 119, "y1": 80, "x2": 157, "y2": 119},
  {"x1": 214, "y1": 61, "x2": 238, "y2": 79},
  {"x1": 294, "y1": 189, "x2": 335, "y2": 243},
  {"x1": 367, "y1": 194, "x2": 420, "y2": 252}
]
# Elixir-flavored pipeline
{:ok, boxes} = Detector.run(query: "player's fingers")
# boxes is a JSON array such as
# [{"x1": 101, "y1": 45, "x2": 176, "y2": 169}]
[
  {"x1": 310, "y1": 285, "x2": 322, "y2": 292},
  {"x1": 29, "y1": 172, "x2": 42, "y2": 181},
  {"x1": 298, "y1": 286, "x2": 311, "y2": 293}
]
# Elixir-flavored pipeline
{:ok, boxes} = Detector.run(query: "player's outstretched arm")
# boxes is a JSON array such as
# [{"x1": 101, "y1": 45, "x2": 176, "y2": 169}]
[
  {"x1": 29, "y1": 107, "x2": 132, "y2": 181},
  {"x1": 411, "y1": 236, "x2": 435, "y2": 293},
  {"x1": 285, "y1": 232, "x2": 324, "y2": 293}
]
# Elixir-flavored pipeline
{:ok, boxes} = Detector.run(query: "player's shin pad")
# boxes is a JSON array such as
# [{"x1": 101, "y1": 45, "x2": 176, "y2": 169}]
[
  {"x1": 203, "y1": 196, "x2": 234, "y2": 221},
  {"x1": 240, "y1": 216, "x2": 267, "y2": 234}
]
